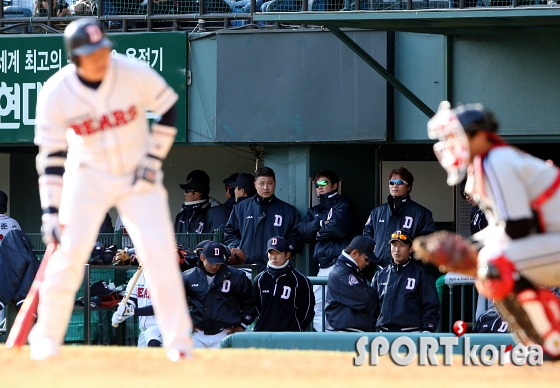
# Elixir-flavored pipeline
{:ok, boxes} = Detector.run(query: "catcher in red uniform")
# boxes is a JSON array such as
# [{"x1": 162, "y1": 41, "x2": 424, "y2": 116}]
[{"x1": 415, "y1": 101, "x2": 560, "y2": 359}]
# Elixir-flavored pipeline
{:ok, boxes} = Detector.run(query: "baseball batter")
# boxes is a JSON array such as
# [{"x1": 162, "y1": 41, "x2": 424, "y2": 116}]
[
  {"x1": 30, "y1": 18, "x2": 192, "y2": 361},
  {"x1": 112, "y1": 270, "x2": 162, "y2": 347},
  {"x1": 427, "y1": 101, "x2": 560, "y2": 359}
]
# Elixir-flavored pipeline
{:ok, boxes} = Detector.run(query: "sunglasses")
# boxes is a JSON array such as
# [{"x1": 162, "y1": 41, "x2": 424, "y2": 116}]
[
  {"x1": 315, "y1": 180, "x2": 329, "y2": 188},
  {"x1": 389, "y1": 179, "x2": 408, "y2": 186},
  {"x1": 357, "y1": 250, "x2": 371, "y2": 262},
  {"x1": 391, "y1": 233, "x2": 409, "y2": 241},
  {"x1": 184, "y1": 190, "x2": 197, "y2": 194}
]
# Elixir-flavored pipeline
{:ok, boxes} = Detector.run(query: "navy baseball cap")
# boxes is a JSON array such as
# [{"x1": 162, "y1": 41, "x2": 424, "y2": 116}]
[
  {"x1": 180, "y1": 177, "x2": 210, "y2": 196},
  {"x1": 202, "y1": 241, "x2": 227, "y2": 265},
  {"x1": 349, "y1": 236, "x2": 376, "y2": 262},
  {"x1": 389, "y1": 230, "x2": 413, "y2": 246},
  {"x1": 223, "y1": 173, "x2": 240, "y2": 187},
  {"x1": 90, "y1": 280, "x2": 114, "y2": 297},
  {"x1": 267, "y1": 236, "x2": 290, "y2": 253},
  {"x1": 231, "y1": 173, "x2": 255, "y2": 191}
]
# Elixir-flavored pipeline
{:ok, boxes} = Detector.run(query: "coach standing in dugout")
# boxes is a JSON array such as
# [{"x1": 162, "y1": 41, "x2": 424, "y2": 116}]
[
  {"x1": 224, "y1": 167, "x2": 303, "y2": 273},
  {"x1": 325, "y1": 236, "x2": 376, "y2": 332},
  {"x1": 253, "y1": 237, "x2": 315, "y2": 331},
  {"x1": 182, "y1": 241, "x2": 255, "y2": 348},
  {"x1": 298, "y1": 170, "x2": 359, "y2": 332},
  {"x1": 371, "y1": 230, "x2": 440, "y2": 333},
  {"x1": 363, "y1": 167, "x2": 436, "y2": 271}
]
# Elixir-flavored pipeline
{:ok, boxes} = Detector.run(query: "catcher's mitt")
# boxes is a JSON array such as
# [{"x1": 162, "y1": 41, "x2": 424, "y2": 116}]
[
  {"x1": 112, "y1": 249, "x2": 131, "y2": 266},
  {"x1": 412, "y1": 230, "x2": 478, "y2": 275},
  {"x1": 228, "y1": 247, "x2": 246, "y2": 265}
]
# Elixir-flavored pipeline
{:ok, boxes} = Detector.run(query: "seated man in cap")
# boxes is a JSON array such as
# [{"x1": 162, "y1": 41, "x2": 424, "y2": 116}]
[
  {"x1": 253, "y1": 236, "x2": 315, "y2": 332},
  {"x1": 204, "y1": 173, "x2": 239, "y2": 234},
  {"x1": 182, "y1": 241, "x2": 255, "y2": 348},
  {"x1": 325, "y1": 236, "x2": 376, "y2": 332},
  {"x1": 371, "y1": 230, "x2": 440, "y2": 333},
  {"x1": 175, "y1": 172, "x2": 212, "y2": 234}
]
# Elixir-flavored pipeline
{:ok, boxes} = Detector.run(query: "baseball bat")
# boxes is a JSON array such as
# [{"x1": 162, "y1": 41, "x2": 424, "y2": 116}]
[
  {"x1": 6, "y1": 242, "x2": 57, "y2": 349},
  {"x1": 112, "y1": 265, "x2": 143, "y2": 328}
]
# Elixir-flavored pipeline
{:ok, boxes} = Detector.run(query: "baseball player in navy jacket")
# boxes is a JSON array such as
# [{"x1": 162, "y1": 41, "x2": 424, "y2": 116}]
[
  {"x1": 363, "y1": 167, "x2": 436, "y2": 268},
  {"x1": 372, "y1": 230, "x2": 440, "y2": 333},
  {"x1": 325, "y1": 236, "x2": 376, "y2": 332},
  {"x1": 224, "y1": 167, "x2": 303, "y2": 273},
  {"x1": 182, "y1": 241, "x2": 255, "y2": 348},
  {"x1": 299, "y1": 170, "x2": 359, "y2": 332},
  {"x1": 253, "y1": 237, "x2": 314, "y2": 331}
]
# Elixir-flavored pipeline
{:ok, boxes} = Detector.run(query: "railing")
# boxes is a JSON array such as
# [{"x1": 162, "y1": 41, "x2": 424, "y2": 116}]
[{"x1": 1, "y1": 0, "x2": 557, "y2": 34}]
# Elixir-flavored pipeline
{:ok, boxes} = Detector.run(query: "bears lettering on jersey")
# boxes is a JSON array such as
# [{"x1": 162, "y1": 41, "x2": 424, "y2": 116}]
[
  {"x1": 137, "y1": 286, "x2": 151, "y2": 299},
  {"x1": 70, "y1": 105, "x2": 137, "y2": 136}
]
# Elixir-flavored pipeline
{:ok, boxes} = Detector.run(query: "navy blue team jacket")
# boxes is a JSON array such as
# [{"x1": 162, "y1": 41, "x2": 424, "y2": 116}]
[
  {"x1": 363, "y1": 194, "x2": 436, "y2": 267},
  {"x1": 174, "y1": 200, "x2": 211, "y2": 234},
  {"x1": 182, "y1": 261, "x2": 255, "y2": 335},
  {"x1": 299, "y1": 190, "x2": 359, "y2": 269},
  {"x1": 204, "y1": 197, "x2": 236, "y2": 233},
  {"x1": 372, "y1": 259, "x2": 440, "y2": 332},
  {"x1": 224, "y1": 194, "x2": 303, "y2": 273},
  {"x1": 473, "y1": 308, "x2": 509, "y2": 333},
  {"x1": 253, "y1": 262, "x2": 315, "y2": 332},
  {"x1": 325, "y1": 254, "x2": 376, "y2": 332}
]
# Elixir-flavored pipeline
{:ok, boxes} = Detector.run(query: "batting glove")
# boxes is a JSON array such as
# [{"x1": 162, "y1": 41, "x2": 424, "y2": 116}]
[
  {"x1": 132, "y1": 155, "x2": 162, "y2": 194},
  {"x1": 41, "y1": 212, "x2": 61, "y2": 245},
  {"x1": 111, "y1": 301, "x2": 135, "y2": 325}
]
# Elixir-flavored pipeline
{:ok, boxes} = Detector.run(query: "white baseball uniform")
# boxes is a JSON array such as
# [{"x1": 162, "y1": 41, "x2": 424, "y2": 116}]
[
  {"x1": 121, "y1": 271, "x2": 161, "y2": 347},
  {"x1": 469, "y1": 145, "x2": 560, "y2": 287},
  {"x1": 32, "y1": 54, "x2": 192, "y2": 356},
  {"x1": 0, "y1": 214, "x2": 21, "y2": 246}
]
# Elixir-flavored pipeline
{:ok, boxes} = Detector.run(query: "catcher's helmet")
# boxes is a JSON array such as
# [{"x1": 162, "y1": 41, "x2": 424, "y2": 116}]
[
  {"x1": 455, "y1": 104, "x2": 499, "y2": 135},
  {"x1": 64, "y1": 18, "x2": 113, "y2": 63}
]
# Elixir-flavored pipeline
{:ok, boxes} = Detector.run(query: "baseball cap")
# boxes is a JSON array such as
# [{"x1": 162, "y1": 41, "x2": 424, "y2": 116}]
[
  {"x1": 231, "y1": 173, "x2": 255, "y2": 191},
  {"x1": 202, "y1": 241, "x2": 227, "y2": 265},
  {"x1": 0, "y1": 190, "x2": 7, "y2": 212},
  {"x1": 349, "y1": 236, "x2": 376, "y2": 262},
  {"x1": 223, "y1": 173, "x2": 240, "y2": 187},
  {"x1": 90, "y1": 280, "x2": 114, "y2": 297},
  {"x1": 267, "y1": 236, "x2": 291, "y2": 253},
  {"x1": 389, "y1": 230, "x2": 413, "y2": 246},
  {"x1": 180, "y1": 177, "x2": 210, "y2": 196}
]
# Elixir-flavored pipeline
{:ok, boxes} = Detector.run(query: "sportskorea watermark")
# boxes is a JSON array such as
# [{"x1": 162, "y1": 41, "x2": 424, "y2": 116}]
[{"x1": 353, "y1": 336, "x2": 543, "y2": 366}]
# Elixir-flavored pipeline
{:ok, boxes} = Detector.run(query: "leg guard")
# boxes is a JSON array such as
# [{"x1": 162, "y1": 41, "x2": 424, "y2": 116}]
[{"x1": 479, "y1": 256, "x2": 560, "y2": 358}]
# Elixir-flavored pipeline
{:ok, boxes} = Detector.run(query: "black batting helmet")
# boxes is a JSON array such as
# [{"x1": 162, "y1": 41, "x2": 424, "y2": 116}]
[
  {"x1": 454, "y1": 103, "x2": 499, "y2": 135},
  {"x1": 64, "y1": 18, "x2": 113, "y2": 64}
]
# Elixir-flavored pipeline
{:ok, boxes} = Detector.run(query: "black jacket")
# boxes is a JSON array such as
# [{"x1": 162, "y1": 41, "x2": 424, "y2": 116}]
[
  {"x1": 372, "y1": 258, "x2": 440, "y2": 332},
  {"x1": 299, "y1": 190, "x2": 359, "y2": 269},
  {"x1": 473, "y1": 308, "x2": 509, "y2": 333},
  {"x1": 253, "y1": 262, "x2": 315, "y2": 331},
  {"x1": 363, "y1": 194, "x2": 436, "y2": 267},
  {"x1": 204, "y1": 197, "x2": 235, "y2": 233},
  {"x1": 325, "y1": 254, "x2": 376, "y2": 332},
  {"x1": 224, "y1": 194, "x2": 303, "y2": 273},
  {"x1": 470, "y1": 207, "x2": 488, "y2": 235},
  {"x1": 174, "y1": 200, "x2": 211, "y2": 234},
  {"x1": 0, "y1": 229, "x2": 40, "y2": 308},
  {"x1": 182, "y1": 261, "x2": 255, "y2": 334}
]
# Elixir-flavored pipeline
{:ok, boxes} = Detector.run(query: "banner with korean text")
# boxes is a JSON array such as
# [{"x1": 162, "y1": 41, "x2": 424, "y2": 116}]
[{"x1": 0, "y1": 32, "x2": 188, "y2": 144}]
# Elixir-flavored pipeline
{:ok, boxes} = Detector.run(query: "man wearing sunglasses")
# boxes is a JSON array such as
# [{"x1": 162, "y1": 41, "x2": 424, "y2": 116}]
[
  {"x1": 175, "y1": 174, "x2": 211, "y2": 234},
  {"x1": 299, "y1": 170, "x2": 359, "y2": 332},
  {"x1": 325, "y1": 236, "x2": 376, "y2": 332},
  {"x1": 363, "y1": 167, "x2": 436, "y2": 270},
  {"x1": 371, "y1": 230, "x2": 440, "y2": 333},
  {"x1": 426, "y1": 101, "x2": 560, "y2": 359}
]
